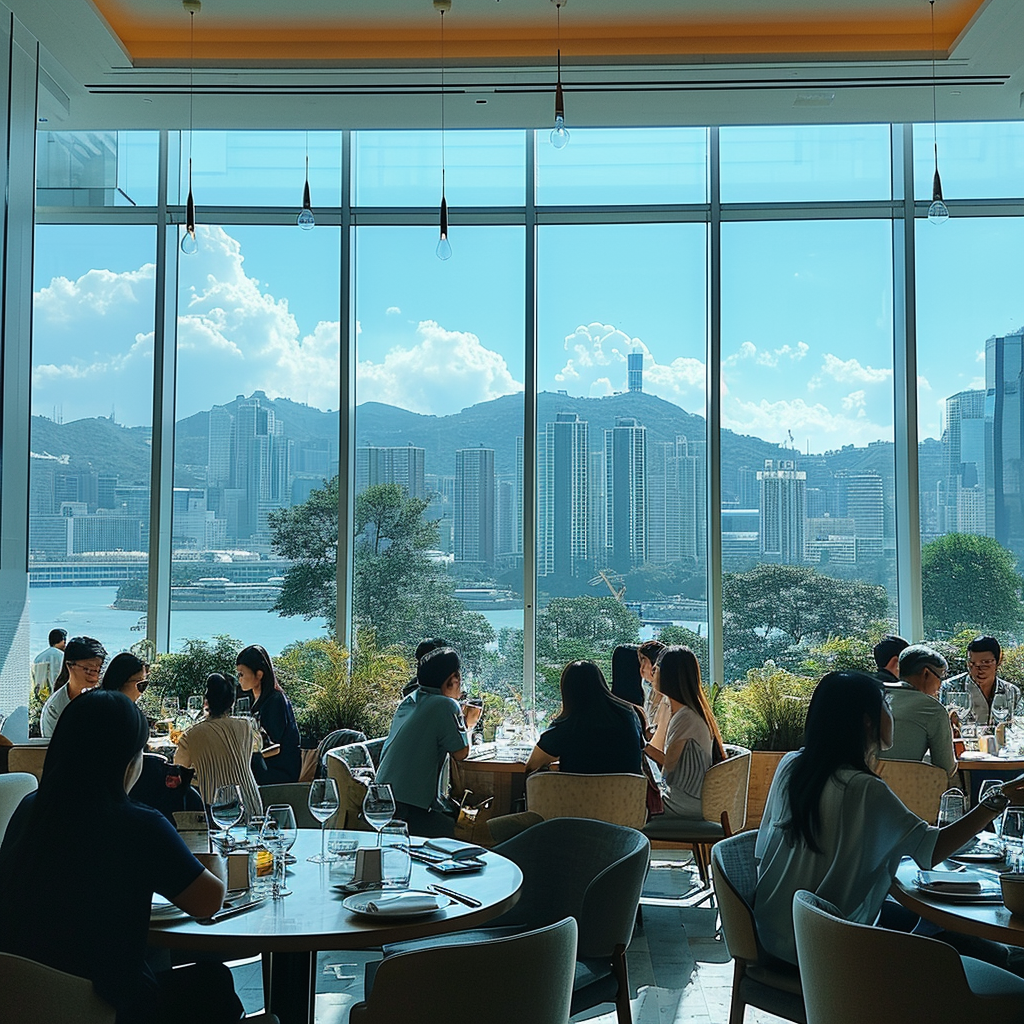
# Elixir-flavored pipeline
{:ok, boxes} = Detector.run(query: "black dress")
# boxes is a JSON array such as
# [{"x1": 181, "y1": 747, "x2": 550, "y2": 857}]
[{"x1": 251, "y1": 687, "x2": 301, "y2": 784}]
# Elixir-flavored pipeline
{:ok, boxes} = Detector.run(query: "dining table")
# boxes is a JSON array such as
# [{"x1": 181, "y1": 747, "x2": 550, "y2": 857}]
[{"x1": 148, "y1": 828, "x2": 523, "y2": 1024}]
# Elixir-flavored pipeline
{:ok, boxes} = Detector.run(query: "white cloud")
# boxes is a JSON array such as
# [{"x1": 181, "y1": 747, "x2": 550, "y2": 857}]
[
  {"x1": 386, "y1": 306, "x2": 402, "y2": 316},
  {"x1": 723, "y1": 394, "x2": 889, "y2": 449},
  {"x1": 724, "y1": 340, "x2": 809, "y2": 369},
  {"x1": 841, "y1": 390, "x2": 867, "y2": 411},
  {"x1": 357, "y1": 319, "x2": 523, "y2": 415},
  {"x1": 811, "y1": 353, "x2": 892, "y2": 389}
]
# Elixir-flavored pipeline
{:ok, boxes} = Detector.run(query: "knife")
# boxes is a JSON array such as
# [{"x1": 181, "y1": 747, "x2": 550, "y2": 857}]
[
  {"x1": 198, "y1": 895, "x2": 270, "y2": 924},
  {"x1": 428, "y1": 884, "x2": 482, "y2": 908}
]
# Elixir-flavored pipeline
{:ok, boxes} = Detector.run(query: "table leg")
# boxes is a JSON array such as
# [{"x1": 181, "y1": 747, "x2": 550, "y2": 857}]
[{"x1": 263, "y1": 950, "x2": 316, "y2": 1024}]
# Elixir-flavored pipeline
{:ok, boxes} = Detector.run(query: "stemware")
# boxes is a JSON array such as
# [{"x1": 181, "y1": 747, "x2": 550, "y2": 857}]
[
  {"x1": 261, "y1": 804, "x2": 298, "y2": 898},
  {"x1": 937, "y1": 787, "x2": 966, "y2": 828},
  {"x1": 187, "y1": 695, "x2": 204, "y2": 721},
  {"x1": 1002, "y1": 807, "x2": 1024, "y2": 872},
  {"x1": 307, "y1": 778, "x2": 341, "y2": 863},
  {"x1": 210, "y1": 784, "x2": 244, "y2": 847},
  {"x1": 362, "y1": 783, "x2": 396, "y2": 846}
]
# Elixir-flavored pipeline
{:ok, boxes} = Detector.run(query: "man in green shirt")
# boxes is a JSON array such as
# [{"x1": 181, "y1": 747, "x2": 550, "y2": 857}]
[{"x1": 376, "y1": 647, "x2": 482, "y2": 838}]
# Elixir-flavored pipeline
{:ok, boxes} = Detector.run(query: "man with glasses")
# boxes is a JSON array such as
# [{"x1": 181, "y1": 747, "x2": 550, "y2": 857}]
[
  {"x1": 39, "y1": 636, "x2": 107, "y2": 738},
  {"x1": 940, "y1": 635, "x2": 1021, "y2": 727},
  {"x1": 877, "y1": 644, "x2": 957, "y2": 777}
]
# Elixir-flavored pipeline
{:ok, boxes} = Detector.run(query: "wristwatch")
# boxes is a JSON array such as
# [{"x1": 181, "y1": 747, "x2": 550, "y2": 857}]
[{"x1": 981, "y1": 790, "x2": 1011, "y2": 813}]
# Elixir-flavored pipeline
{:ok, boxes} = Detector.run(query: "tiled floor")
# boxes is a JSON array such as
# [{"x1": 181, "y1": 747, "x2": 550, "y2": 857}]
[{"x1": 229, "y1": 854, "x2": 790, "y2": 1024}]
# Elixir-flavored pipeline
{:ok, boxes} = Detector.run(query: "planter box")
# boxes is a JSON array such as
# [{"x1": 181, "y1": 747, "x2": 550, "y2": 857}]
[{"x1": 743, "y1": 750, "x2": 787, "y2": 831}]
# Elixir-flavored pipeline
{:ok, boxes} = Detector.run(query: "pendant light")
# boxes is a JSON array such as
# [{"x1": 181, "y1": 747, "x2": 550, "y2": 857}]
[
  {"x1": 180, "y1": 0, "x2": 200, "y2": 256},
  {"x1": 550, "y1": 0, "x2": 569, "y2": 149},
  {"x1": 927, "y1": 0, "x2": 949, "y2": 225},
  {"x1": 435, "y1": 0, "x2": 452, "y2": 260},
  {"x1": 297, "y1": 132, "x2": 315, "y2": 230}
]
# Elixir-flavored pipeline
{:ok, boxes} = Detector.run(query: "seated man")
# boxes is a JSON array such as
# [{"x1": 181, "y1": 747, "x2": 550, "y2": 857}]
[
  {"x1": 873, "y1": 634, "x2": 908, "y2": 684},
  {"x1": 940, "y1": 635, "x2": 1021, "y2": 727},
  {"x1": 878, "y1": 644, "x2": 956, "y2": 777},
  {"x1": 39, "y1": 636, "x2": 107, "y2": 738},
  {"x1": 376, "y1": 647, "x2": 482, "y2": 838}
]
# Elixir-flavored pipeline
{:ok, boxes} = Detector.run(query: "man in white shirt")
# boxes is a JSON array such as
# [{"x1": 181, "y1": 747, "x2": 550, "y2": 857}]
[
  {"x1": 31, "y1": 629, "x2": 66, "y2": 697},
  {"x1": 39, "y1": 636, "x2": 106, "y2": 738}
]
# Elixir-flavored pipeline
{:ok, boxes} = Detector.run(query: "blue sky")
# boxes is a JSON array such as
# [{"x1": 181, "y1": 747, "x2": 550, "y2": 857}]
[{"x1": 30, "y1": 125, "x2": 1024, "y2": 454}]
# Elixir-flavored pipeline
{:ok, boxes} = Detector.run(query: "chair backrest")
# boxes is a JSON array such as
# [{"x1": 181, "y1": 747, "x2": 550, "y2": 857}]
[
  {"x1": 493, "y1": 817, "x2": 650, "y2": 960},
  {"x1": 365, "y1": 737, "x2": 387, "y2": 767},
  {"x1": 0, "y1": 952, "x2": 115, "y2": 1024},
  {"x1": 525, "y1": 772, "x2": 648, "y2": 829},
  {"x1": 450, "y1": 758, "x2": 527, "y2": 818},
  {"x1": 875, "y1": 759, "x2": 949, "y2": 824},
  {"x1": 0, "y1": 772, "x2": 38, "y2": 845},
  {"x1": 710, "y1": 831, "x2": 761, "y2": 964},
  {"x1": 7, "y1": 744, "x2": 48, "y2": 783},
  {"x1": 258, "y1": 782, "x2": 324, "y2": 828},
  {"x1": 325, "y1": 750, "x2": 373, "y2": 830},
  {"x1": 702, "y1": 744, "x2": 751, "y2": 834},
  {"x1": 792, "y1": 889, "x2": 981, "y2": 1024},
  {"x1": 316, "y1": 728, "x2": 367, "y2": 774},
  {"x1": 349, "y1": 917, "x2": 577, "y2": 1024}
]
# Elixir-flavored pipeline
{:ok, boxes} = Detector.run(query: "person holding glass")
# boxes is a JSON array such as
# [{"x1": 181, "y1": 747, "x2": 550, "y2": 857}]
[
  {"x1": 39, "y1": 635, "x2": 107, "y2": 738},
  {"x1": 236, "y1": 644, "x2": 301, "y2": 785},
  {"x1": 175, "y1": 673, "x2": 263, "y2": 822},
  {"x1": 940, "y1": 635, "x2": 1022, "y2": 728},
  {"x1": 0, "y1": 689, "x2": 243, "y2": 1023},
  {"x1": 375, "y1": 646, "x2": 481, "y2": 838}
]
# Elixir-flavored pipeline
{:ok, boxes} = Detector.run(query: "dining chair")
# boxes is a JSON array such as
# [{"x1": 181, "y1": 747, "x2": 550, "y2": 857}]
[
  {"x1": 793, "y1": 889, "x2": 1024, "y2": 1024},
  {"x1": 450, "y1": 757, "x2": 527, "y2": 818},
  {"x1": 0, "y1": 772, "x2": 37, "y2": 845},
  {"x1": 875, "y1": 758, "x2": 950, "y2": 823},
  {"x1": 314, "y1": 727, "x2": 366, "y2": 775},
  {"x1": 352, "y1": 917, "x2": 577, "y2": 1024},
  {"x1": 643, "y1": 744, "x2": 751, "y2": 887},
  {"x1": 709, "y1": 831, "x2": 805, "y2": 1024},
  {"x1": 7, "y1": 743, "x2": 48, "y2": 783},
  {"x1": 257, "y1": 782, "x2": 324, "y2": 828},
  {"x1": 0, "y1": 951, "x2": 116, "y2": 1024},
  {"x1": 525, "y1": 771, "x2": 648, "y2": 829},
  {"x1": 324, "y1": 748, "x2": 374, "y2": 830}
]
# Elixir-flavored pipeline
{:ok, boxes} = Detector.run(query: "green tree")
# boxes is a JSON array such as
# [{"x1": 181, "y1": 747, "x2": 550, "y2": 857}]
[
  {"x1": 148, "y1": 634, "x2": 243, "y2": 704},
  {"x1": 922, "y1": 532, "x2": 1024, "y2": 636},
  {"x1": 656, "y1": 625, "x2": 709, "y2": 677}
]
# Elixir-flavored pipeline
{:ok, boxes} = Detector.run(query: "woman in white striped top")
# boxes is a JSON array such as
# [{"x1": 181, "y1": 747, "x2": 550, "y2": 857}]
[
  {"x1": 645, "y1": 646, "x2": 726, "y2": 820},
  {"x1": 174, "y1": 673, "x2": 263, "y2": 821}
]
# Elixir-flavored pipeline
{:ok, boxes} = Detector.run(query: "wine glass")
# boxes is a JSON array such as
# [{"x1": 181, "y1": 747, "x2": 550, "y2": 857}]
[
  {"x1": 261, "y1": 804, "x2": 298, "y2": 898},
  {"x1": 210, "y1": 785, "x2": 244, "y2": 848},
  {"x1": 236, "y1": 695, "x2": 251, "y2": 715},
  {"x1": 938, "y1": 788, "x2": 966, "y2": 828},
  {"x1": 307, "y1": 778, "x2": 340, "y2": 863},
  {"x1": 1002, "y1": 807, "x2": 1024, "y2": 872},
  {"x1": 362, "y1": 783, "x2": 395, "y2": 846},
  {"x1": 187, "y1": 695, "x2": 204, "y2": 721}
]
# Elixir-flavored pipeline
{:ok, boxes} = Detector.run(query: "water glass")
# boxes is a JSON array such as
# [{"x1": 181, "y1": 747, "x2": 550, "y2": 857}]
[
  {"x1": 307, "y1": 778, "x2": 341, "y2": 863},
  {"x1": 1002, "y1": 808, "x2": 1024, "y2": 871},
  {"x1": 187, "y1": 695, "x2": 204, "y2": 721},
  {"x1": 380, "y1": 822, "x2": 412, "y2": 890},
  {"x1": 363, "y1": 784, "x2": 396, "y2": 844},
  {"x1": 210, "y1": 784, "x2": 244, "y2": 846},
  {"x1": 938, "y1": 788, "x2": 967, "y2": 828},
  {"x1": 261, "y1": 804, "x2": 298, "y2": 898}
]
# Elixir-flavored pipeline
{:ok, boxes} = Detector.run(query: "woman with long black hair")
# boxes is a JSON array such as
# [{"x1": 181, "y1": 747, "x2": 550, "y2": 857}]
[
  {"x1": 0, "y1": 689, "x2": 240, "y2": 1023},
  {"x1": 236, "y1": 643, "x2": 301, "y2": 784},
  {"x1": 754, "y1": 670, "x2": 1024, "y2": 966}
]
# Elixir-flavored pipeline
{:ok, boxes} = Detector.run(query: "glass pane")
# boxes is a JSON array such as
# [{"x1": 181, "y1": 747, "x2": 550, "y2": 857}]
[
  {"x1": 720, "y1": 124, "x2": 892, "y2": 203},
  {"x1": 30, "y1": 225, "x2": 156, "y2": 687},
  {"x1": 914, "y1": 122, "x2": 1024, "y2": 201},
  {"x1": 353, "y1": 225, "x2": 526, "y2": 727},
  {"x1": 537, "y1": 222, "x2": 709, "y2": 700},
  {"x1": 173, "y1": 225, "x2": 341, "y2": 657},
  {"x1": 916, "y1": 216, "x2": 1024, "y2": 637},
  {"x1": 37, "y1": 131, "x2": 160, "y2": 207},
  {"x1": 721, "y1": 220, "x2": 895, "y2": 692},
  {"x1": 172, "y1": 131, "x2": 343, "y2": 208},
  {"x1": 353, "y1": 131, "x2": 525, "y2": 207},
  {"x1": 536, "y1": 128, "x2": 708, "y2": 205}
]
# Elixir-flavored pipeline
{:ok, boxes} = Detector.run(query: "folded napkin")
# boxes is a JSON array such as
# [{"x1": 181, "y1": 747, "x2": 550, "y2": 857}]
[
  {"x1": 916, "y1": 870, "x2": 985, "y2": 893},
  {"x1": 364, "y1": 893, "x2": 444, "y2": 915}
]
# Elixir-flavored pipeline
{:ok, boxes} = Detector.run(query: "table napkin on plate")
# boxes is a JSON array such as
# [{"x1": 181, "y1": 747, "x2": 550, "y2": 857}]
[
  {"x1": 916, "y1": 870, "x2": 986, "y2": 893},
  {"x1": 364, "y1": 893, "x2": 444, "y2": 915}
]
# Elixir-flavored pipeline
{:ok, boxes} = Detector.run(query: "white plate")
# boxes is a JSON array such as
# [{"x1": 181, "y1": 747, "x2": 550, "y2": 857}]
[{"x1": 341, "y1": 889, "x2": 449, "y2": 918}]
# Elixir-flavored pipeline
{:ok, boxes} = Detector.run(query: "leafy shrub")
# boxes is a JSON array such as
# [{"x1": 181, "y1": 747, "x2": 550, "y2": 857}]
[{"x1": 718, "y1": 663, "x2": 816, "y2": 751}]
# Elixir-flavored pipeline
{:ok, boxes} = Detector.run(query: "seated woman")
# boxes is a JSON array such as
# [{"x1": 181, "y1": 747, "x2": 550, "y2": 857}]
[
  {"x1": 175, "y1": 673, "x2": 263, "y2": 821},
  {"x1": 753, "y1": 670, "x2": 1024, "y2": 967},
  {"x1": 0, "y1": 689, "x2": 241, "y2": 1024},
  {"x1": 100, "y1": 652, "x2": 149, "y2": 703},
  {"x1": 525, "y1": 660, "x2": 644, "y2": 775},
  {"x1": 236, "y1": 644, "x2": 301, "y2": 785},
  {"x1": 611, "y1": 643, "x2": 652, "y2": 740},
  {"x1": 638, "y1": 639, "x2": 670, "y2": 751},
  {"x1": 645, "y1": 645, "x2": 725, "y2": 820}
]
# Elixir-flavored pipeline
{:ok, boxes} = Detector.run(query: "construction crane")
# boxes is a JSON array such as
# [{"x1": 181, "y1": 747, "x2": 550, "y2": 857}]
[{"x1": 588, "y1": 569, "x2": 626, "y2": 602}]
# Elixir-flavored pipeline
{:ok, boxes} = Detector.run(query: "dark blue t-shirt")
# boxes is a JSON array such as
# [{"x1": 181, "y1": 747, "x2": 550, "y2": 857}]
[
  {"x1": 253, "y1": 687, "x2": 301, "y2": 783},
  {"x1": 0, "y1": 792, "x2": 204, "y2": 1019},
  {"x1": 537, "y1": 701, "x2": 645, "y2": 774}
]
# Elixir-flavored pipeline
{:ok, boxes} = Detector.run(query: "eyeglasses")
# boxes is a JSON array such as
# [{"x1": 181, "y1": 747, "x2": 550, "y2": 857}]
[
  {"x1": 968, "y1": 658, "x2": 998, "y2": 669},
  {"x1": 72, "y1": 664, "x2": 102, "y2": 676},
  {"x1": 136, "y1": 680, "x2": 149, "y2": 693}
]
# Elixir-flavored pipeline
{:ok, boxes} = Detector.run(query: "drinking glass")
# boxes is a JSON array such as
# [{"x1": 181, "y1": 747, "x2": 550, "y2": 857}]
[
  {"x1": 210, "y1": 784, "x2": 244, "y2": 847},
  {"x1": 1002, "y1": 808, "x2": 1024, "y2": 872},
  {"x1": 261, "y1": 804, "x2": 298, "y2": 898},
  {"x1": 362, "y1": 784, "x2": 396, "y2": 845},
  {"x1": 187, "y1": 695, "x2": 204, "y2": 721},
  {"x1": 992, "y1": 693, "x2": 1012, "y2": 727},
  {"x1": 236, "y1": 696, "x2": 251, "y2": 715},
  {"x1": 938, "y1": 788, "x2": 966, "y2": 828},
  {"x1": 307, "y1": 778, "x2": 341, "y2": 863},
  {"x1": 380, "y1": 822, "x2": 412, "y2": 889}
]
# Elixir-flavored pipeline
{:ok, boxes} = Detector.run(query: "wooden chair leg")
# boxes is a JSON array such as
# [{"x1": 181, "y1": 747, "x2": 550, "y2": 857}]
[
  {"x1": 612, "y1": 943, "x2": 632, "y2": 1024},
  {"x1": 728, "y1": 960, "x2": 747, "y2": 1024}
]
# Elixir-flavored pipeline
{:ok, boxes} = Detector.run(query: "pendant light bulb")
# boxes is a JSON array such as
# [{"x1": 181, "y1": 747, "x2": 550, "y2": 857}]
[
  {"x1": 435, "y1": 1, "x2": 452, "y2": 260},
  {"x1": 550, "y1": 4, "x2": 569, "y2": 150},
  {"x1": 180, "y1": 1, "x2": 201, "y2": 254},
  {"x1": 181, "y1": 160, "x2": 198, "y2": 256},
  {"x1": 927, "y1": 0, "x2": 949, "y2": 225},
  {"x1": 437, "y1": 192, "x2": 452, "y2": 261},
  {"x1": 297, "y1": 154, "x2": 315, "y2": 230}
]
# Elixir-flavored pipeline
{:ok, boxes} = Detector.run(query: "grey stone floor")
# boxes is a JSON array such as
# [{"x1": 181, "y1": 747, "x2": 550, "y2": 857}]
[{"x1": 228, "y1": 855, "x2": 790, "y2": 1024}]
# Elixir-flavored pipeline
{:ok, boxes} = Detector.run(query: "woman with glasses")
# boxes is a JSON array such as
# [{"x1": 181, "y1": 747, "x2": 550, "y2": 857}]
[
  {"x1": 39, "y1": 635, "x2": 107, "y2": 738},
  {"x1": 236, "y1": 644, "x2": 301, "y2": 785},
  {"x1": 174, "y1": 673, "x2": 262, "y2": 821},
  {"x1": 101, "y1": 652, "x2": 150, "y2": 703}
]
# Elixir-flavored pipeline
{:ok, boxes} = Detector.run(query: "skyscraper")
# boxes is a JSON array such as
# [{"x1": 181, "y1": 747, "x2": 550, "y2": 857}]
[
  {"x1": 985, "y1": 328, "x2": 1024, "y2": 553},
  {"x1": 837, "y1": 471, "x2": 885, "y2": 558},
  {"x1": 758, "y1": 458, "x2": 806, "y2": 563},
  {"x1": 628, "y1": 351, "x2": 644, "y2": 393},
  {"x1": 942, "y1": 388, "x2": 987, "y2": 535},
  {"x1": 648, "y1": 435, "x2": 704, "y2": 567},
  {"x1": 540, "y1": 413, "x2": 589, "y2": 576},
  {"x1": 454, "y1": 447, "x2": 495, "y2": 565},
  {"x1": 605, "y1": 417, "x2": 646, "y2": 571},
  {"x1": 355, "y1": 445, "x2": 426, "y2": 499}
]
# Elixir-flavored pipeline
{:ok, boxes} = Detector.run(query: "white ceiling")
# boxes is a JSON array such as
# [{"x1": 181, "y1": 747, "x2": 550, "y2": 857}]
[{"x1": 10, "y1": 0, "x2": 1024, "y2": 130}]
